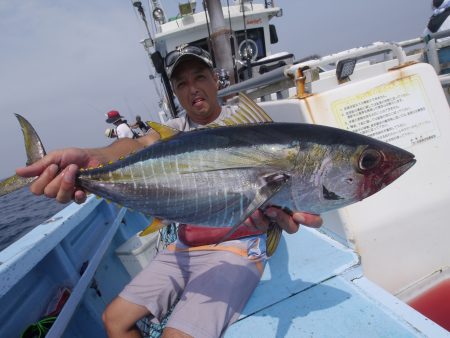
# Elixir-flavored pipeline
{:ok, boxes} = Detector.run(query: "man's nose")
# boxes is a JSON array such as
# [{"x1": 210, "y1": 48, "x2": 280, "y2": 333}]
[{"x1": 189, "y1": 83, "x2": 199, "y2": 95}]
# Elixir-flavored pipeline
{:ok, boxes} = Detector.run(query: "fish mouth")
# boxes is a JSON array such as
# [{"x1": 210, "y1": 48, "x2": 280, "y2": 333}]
[{"x1": 383, "y1": 154, "x2": 416, "y2": 186}]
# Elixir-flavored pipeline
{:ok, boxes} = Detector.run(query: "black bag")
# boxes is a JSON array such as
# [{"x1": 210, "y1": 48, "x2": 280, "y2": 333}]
[{"x1": 427, "y1": 6, "x2": 450, "y2": 33}]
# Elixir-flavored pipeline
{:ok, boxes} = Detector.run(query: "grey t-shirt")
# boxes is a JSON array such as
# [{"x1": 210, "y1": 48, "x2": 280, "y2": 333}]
[{"x1": 164, "y1": 106, "x2": 236, "y2": 131}]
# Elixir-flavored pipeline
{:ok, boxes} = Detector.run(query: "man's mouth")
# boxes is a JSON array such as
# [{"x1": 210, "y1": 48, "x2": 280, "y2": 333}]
[{"x1": 192, "y1": 97, "x2": 205, "y2": 107}]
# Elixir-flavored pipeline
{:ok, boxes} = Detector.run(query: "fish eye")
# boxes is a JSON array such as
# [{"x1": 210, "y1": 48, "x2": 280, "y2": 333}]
[{"x1": 358, "y1": 149, "x2": 382, "y2": 171}]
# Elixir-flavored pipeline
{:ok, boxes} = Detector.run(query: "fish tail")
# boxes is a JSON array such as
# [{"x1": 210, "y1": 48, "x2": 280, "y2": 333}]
[
  {"x1": 0, "y1": 114, "x2": 46, "y2": 196},
  {"x1": 0, "y1": 175, "x2": 35, "y2": 197}
]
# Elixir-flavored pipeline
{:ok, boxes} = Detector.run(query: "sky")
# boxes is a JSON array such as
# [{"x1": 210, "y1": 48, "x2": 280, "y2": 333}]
[{"x1": 0, "y1": 0, "x2": 431, "y2": 179}]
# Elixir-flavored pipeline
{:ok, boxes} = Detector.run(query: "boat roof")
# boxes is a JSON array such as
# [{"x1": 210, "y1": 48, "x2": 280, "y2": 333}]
[{"x1": 155, "y1": 3, "x2": 280, "y2": 40}]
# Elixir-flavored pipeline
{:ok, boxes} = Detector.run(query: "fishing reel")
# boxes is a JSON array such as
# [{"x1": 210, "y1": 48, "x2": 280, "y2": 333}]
[{"x1": 215, "y1": 68, "x2": 230, "y2": 90}]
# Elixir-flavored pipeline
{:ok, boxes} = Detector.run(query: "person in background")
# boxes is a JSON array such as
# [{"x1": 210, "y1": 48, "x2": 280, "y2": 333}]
[
  {"x1": 104, "y1": 128, "x2": 117, "y2": 139},
  {"x1": 16, "y1": 45, "x2": 323, "y2": 338},
  {"x1": 105, "y1": 110, "x2": 136, "y2": 139},
  {"x1": 130, "y1": 115, "x2": 150, "y2": 135},
  {"x1": 424, "y1": 0, "x2": 450, "y2": 35}
]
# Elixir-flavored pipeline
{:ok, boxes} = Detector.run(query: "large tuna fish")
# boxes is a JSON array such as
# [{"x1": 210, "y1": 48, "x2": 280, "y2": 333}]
[{"x1": 0, "y1": 94, "x2": 416, "y2": 239}]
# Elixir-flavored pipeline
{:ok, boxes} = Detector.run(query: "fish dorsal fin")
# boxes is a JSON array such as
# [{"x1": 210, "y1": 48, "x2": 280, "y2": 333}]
[
  {"x1": 209, "y1": 93, "x2": 273, "y2": 128},
  {"x1": 147, "y1": 121, "x2": 180, "y2": 140},
  {"x1": 236, "y1": 92, "x2": 273, "y2": 124},
  {"x1": 15, "y1": 114, "x2": 46, "y2": 166}
]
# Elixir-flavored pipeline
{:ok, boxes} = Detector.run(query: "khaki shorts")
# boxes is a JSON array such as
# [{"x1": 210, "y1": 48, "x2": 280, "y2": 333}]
[{"x1": 119, "y1": 245, "x2": 265, "y2": 338}]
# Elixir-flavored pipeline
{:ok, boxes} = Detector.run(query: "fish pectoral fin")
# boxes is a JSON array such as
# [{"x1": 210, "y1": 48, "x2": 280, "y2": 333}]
[
  {"x1": 146, "y1": 121, "x2": 180, "y2": 140},
  {"x1": 216, "y1": 172, "x2": 291, "y2": 244}
]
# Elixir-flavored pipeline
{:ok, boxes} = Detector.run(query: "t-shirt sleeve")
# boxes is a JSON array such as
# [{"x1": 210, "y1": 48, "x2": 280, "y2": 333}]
[{"x1": 117, "y1": 124, "x2": 135, "y2": 138}]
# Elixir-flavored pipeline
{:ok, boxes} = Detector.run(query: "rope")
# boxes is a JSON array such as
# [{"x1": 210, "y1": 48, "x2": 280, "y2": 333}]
[{"x1": 20, "y1": 316, "x2": 57, "y2": 338}]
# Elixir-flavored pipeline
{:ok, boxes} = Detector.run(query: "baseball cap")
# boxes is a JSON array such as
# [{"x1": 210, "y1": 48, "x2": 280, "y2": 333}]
[
  {"x1": 165, "y1": 44, "x2": 213, "y2": 79},
  {"x1": 105, "y1": 110, "x2": 123, "y2": 124}
]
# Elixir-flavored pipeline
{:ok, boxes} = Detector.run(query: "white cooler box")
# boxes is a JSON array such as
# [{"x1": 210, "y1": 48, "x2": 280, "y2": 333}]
[{"x1": 115, "y1": 231, "x2": 160, "y2": 277}]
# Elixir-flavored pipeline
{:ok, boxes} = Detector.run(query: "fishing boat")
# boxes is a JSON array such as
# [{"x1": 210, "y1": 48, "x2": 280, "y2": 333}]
[{"x1": 1, "y1": 1, "x2": 450, "y2": 337}]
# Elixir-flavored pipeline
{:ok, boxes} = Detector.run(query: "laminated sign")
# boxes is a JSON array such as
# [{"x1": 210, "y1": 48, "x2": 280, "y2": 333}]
[{"x1": 331, "y1": 74, "x2": 439, "y2": 149}]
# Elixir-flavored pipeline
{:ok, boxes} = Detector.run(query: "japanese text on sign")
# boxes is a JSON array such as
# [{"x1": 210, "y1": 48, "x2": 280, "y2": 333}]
[{"x1": 331, "y1": 75, "x2": 439, "y2": 148}]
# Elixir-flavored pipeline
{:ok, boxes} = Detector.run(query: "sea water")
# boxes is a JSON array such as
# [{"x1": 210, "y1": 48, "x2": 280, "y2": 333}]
[{"x1": 0, "y1": 187, "x2": 66, "y2": 251}]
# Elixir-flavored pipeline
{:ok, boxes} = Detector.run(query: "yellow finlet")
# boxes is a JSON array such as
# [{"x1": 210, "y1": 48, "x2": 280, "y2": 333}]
[
  {"x1": 147, "y1": 122, "x2": 180, "y2": 140},
  {"x1": 140, "y1": 218, "x2": 167, "y2": 236}
]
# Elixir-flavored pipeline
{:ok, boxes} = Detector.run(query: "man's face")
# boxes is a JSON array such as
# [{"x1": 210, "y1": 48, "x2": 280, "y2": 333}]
[{"x1": 171, "y1": 58, "x2": 221, "y2": 125}]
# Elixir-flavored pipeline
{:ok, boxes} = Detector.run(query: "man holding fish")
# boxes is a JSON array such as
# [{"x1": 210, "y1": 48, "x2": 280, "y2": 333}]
[{"x1": 16, "y1": 46, "x2": 323, "y2": 338}]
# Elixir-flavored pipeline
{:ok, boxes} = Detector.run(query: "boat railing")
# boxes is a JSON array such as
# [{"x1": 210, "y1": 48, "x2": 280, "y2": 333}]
[
  {"x1": 398, "y1": 29, "x2": 450, "y2": 76},
  {"x1": 219, "y1": 41, "x2": 408, "y2": 100}
]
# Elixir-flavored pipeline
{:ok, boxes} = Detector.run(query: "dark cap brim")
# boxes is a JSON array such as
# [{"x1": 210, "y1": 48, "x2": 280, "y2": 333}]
[
  {"x1": 167, "y1": 53, "x2": 213, "y2": 79},
  {"x1": 106, "y1": 116, "x2": 123, "y2": 123}
]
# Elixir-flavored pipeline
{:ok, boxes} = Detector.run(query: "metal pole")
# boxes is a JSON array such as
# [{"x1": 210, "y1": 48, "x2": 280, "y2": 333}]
[{"x1": 205, "y1": 0, "x2": 236, "y2": 84}]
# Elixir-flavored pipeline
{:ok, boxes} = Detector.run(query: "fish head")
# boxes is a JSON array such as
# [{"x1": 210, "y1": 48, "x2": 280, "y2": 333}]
[
  {"x1": 313, "y1": 141, "x2": 416, "y2": 211},
  {"x1": 352, "y1": 142, "x2": 416, "y2": 199},
  {"x1": 289, "y1": 136, "x2": 415, "y2": 213}
]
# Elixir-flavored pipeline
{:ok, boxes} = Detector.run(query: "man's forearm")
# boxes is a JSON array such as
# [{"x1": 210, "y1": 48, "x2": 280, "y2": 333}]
[{"x1": 87, "y1": 132, "x2": 160, "y2": 164}]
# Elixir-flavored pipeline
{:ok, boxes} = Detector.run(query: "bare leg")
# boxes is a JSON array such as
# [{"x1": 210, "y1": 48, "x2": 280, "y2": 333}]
[
  {"x1": 161, "y1": 327, "x2": 193, "y2": 338},
  {"x1": 103, "y1": 296, "x2": 150, "y2": 338}
]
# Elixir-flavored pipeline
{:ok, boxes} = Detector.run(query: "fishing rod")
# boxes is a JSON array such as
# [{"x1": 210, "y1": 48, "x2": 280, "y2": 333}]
[{"x1": 131, "y1": 0, "x2": 178, "y2": 118}]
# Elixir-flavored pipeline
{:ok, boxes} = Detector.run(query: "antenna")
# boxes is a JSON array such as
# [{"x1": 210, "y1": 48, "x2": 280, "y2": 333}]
[
  {"x1": 132, "y1": 0, "x2": 154, "y2": 46},
  {"x1": 149, "y1": 0, "x2": 166, "y2": 33}
]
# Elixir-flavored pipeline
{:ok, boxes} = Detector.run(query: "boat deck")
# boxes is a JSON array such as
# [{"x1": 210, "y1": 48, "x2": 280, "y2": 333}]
[
  {"x1": 1, "y1": 197, "x2": 449, "y2": 337},
  {"x1": 225, "y1": 228, "x2": 449, "y2": 338}
]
